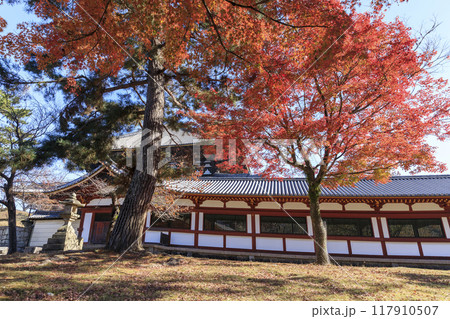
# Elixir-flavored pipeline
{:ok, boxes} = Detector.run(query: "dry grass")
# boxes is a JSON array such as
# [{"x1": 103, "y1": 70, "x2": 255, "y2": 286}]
[
  {"x1": 0, "y1": 251, "x2": 449, "y2": 301},
  {"x1": 0, "y1": 210, "x2": 29, "y2": 227}
]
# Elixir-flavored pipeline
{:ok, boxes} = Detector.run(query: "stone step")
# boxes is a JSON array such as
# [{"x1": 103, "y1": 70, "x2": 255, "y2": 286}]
[
  {"x1": 42, "y1": 243, "x2": 65, "y2": 251},
  {"x1": 47, "y1": 237, "x2": 66, "y2": 245}
]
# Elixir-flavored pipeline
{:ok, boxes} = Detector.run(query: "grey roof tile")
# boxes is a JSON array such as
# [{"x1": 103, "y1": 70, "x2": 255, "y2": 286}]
[{"x1": 166, "y1": 175, "x2": 450, "y2": 197}]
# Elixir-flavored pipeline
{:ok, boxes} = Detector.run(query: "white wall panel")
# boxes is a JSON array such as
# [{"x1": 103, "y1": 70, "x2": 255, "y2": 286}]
[
  {"x1": 306, "y1": 216, "x2": 313, "y2": 236},
  {"x1": 198, "y1": 212, "x2": 204, "y2": 231},
  {"x1": 442, "y1": 217, "x2": 450, "y2": 239},
  {"x1": 386, "y1": 242, "x2": 420, "y2": 256},
  {"x1": 146, "y1": 212, "x2": 151, "y2": 228},
  {"x1": 247, "y1": 214, "x2": 252, "y2": 234},
  {"x1": 327, "y1": 240, "x2": 348, "y2": 254},
  {"x1": 190, "y1": 212, "x2": 196, "y2": 231},
  {"x1": 170, "y1": 232, "x2": 195, "y2": 246},
  {"x1": 350, "y1": 241, "x2": 383, "y2": 255},
  {"x1": 145, "y1": 231, "x2": 161, "y2": 243},
  {"x1": 371, "y1": 217, "x2": 380, "y2": 238},
  {"x1": 255, "y1": 214, "x2": 260, "y2": 234},
  {"x1": 198, "y1": 234, "x2": 223, "y2": 247},
  {"x1": 256, "y1": 237, "x2": 283, "y2": 251},
  {"x1": 285, "y1": 238, "x2": 314, "y2": 253},
  {"x1": 421, "y1": 242, "x2": 450, "y2": 257},
  {"x1": 30, "y1": 220, "x2": 81, "y2": 247},
  {"x1": 381, "y1": 217, "x2": 389, "y2": 238},
  {"x1": 81, "y1": 213, "x2": 92, "y2": 242},
  {"x1": 226, "y1": 236, "x2": 252, "y2": 249}
]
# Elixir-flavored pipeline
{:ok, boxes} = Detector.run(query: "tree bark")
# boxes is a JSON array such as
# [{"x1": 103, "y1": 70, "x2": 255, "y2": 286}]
[
  {"x1": 308, "y1": 182, "x2": 330, "y2": 265},
  {"x1": 107, "y1": 43, "x2": 165, "y2": 252},
  {"x1": 5, "y1": 183, "x2": 17, "y2": 254}
]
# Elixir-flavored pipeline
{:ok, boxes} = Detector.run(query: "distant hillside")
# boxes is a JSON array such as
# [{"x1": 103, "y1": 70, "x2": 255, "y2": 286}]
[{"x1": 0, "y1": 210, "x2": 29, "y2": 227}]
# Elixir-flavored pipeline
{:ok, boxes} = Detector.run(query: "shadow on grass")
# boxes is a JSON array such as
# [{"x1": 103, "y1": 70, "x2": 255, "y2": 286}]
[{"x1": 0, "y1": 252, "x2": 448, "y2": 301}]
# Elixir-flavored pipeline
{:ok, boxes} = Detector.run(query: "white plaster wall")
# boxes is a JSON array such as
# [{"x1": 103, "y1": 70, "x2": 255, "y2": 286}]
[
  {"x1": 371, "y1": 217, "x2": 380, "y2": 238},
  {"x1": 170, "y1": 232, "x2": 195, "y2": 246},
  {"x1": 283, "y1": 202, "x2": 309, "y2": 210},
  {"x1": 146, "y1": 212, "x2": 151, "y2": 228},
  {"x1": 198, "y1": 234, "x2": 223, "y2": 247},
  {"x1": 198, "y1": 212, "x2": 204, "y2": 231},
  {"x1": 226, "y1": 236, "x2": 252, "y2": 249},
  {"x1": 380, "y1": 203, "x2": 409, "y2": 211},
  {"x1": 412, "y1": 203, "x2": 444, "y2": 211},
  {"x1": 145, "y1": 231, "x2": 161, "y2": 243},
  {"x1": 285, "y1": 238, "x2": 315, "y2": 253},
  {"x1": 350, "y1": 241, "x2": 383, "y2": 255},
  {"x1": 29, "y1": 220, "x2": 80, "y2": 247},
  {"x1": 319, "y1": 203, "x2": 342, "y2": 210},
  {"x1": 386, "y1": 242, "x2": 420, "y2": 256},
  {"x1": 345, "y1": 203, "x2": 373, "y2": 211},
  {"x1": 327, "y1": 240, "x2": 348, "y2": 254},
  {"x1": 226, "y1": 201, "x2": 250, "y2": 209},
  {"x1": 255, "y1": 214, "x2": 260, "y2": 234},
  {"x1": 174, "y1": 199, "x2": 195, "y2": 207},
  {"x1": 81, "y1": 213, "x2": 92, "y2": 242},
  {"x1": 190, "y1": 212, "x2": 196, "y2": 231},
  {"x1": 421, "y1": 243, "x2": 450, "y2": 257},
  {"x1": 306, "y1": 216, "x2": 313, "y2": 236},
  {"x1": 200, "y1": 200, "x2": 224, "y2": 208},
  {"x1": 380, "y1": 217, "x2": 389, "y2": 238},
  {"x1": 255, "y1": 202, "x2": 281, "y2": 209},
  {"x1": 247, "y1": 214, "x2": 252, "y2": 233},
  {"x1": 255, "y1": 237, "x2": 283, "y2": 251},
  {"x1": 442, "y1": 217, "x2": 450, "y2": 239}
]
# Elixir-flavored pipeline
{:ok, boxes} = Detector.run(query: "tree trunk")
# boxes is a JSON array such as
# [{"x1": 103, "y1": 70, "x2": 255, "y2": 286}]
[
  {"x1": 107, "y1": 43, "x2": 165, "y2": 252},
  {"x1": 308, "y1": 183, "x2": 330, "y2": 265},
  {"x1": 6, "y1": 184, "x2": 17, "y2": 254}
]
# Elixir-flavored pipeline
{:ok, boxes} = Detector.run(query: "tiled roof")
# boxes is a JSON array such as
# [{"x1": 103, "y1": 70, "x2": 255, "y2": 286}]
[
  {"x1": 29, "y1": 210, "x2": 63, "y2": 220},
  {"x1": 29, "y1": 210, "x2": 81, "y2": 220},
  {"x1": 166, "y1": 174, "x2": 450, "y2": 198}
]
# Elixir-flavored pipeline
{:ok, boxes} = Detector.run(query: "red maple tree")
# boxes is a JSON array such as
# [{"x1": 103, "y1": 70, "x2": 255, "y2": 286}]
[
  {"x1": 0, "y1": 0, "x2": 407, "y2": 252},
  {"x1": 191, "y1": 12, "x2": 450, "y2": 264}
]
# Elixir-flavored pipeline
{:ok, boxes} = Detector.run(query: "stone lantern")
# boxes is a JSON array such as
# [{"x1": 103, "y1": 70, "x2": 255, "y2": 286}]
[{"x1": 42, "y1": 193, "x2": 85, "y2": 252}]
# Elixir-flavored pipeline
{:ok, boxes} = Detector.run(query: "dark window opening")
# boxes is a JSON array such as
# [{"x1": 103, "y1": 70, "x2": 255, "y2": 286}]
[
  {"x1": 204, "y1": 214, "x2": 246, "y2": 232},
  {"x1": 152, "y1": 213, "x2": 191, "y2": 230},
  {"x1": 324, "y1": 218, "x2": 373, "y2": 237},
  {"x1": 260, "y1": 216, "x2": 307, "y2": 235},
  {"x1": 388, "y1": 219, "x2": 444, "y2": 238},
  {"x1": 94, "y1": 213, "x2": 112, "y2": 222}
]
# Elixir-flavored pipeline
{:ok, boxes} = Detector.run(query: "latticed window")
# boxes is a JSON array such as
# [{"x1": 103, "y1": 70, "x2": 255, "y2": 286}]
[
  {"x1": 388, "y1": 219, "x2": 444, "y2": 238},
  {"x1": 260, "y1": 216, "x2": 307, "y2": 234},
  {"x1": 203, "y1": 214, "x2": 246, "y2": 232},
  {"x1": 151, "y1": 213, "x2": 191, "y2": 229},
  {"x1": 323, "y1": 218, "x2": 373, "y2": 237}
]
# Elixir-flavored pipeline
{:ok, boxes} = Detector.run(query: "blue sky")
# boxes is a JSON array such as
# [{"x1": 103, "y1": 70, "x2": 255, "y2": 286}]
[{"x1": 1, "y1": 0, "x2": 449, "y2": 175}]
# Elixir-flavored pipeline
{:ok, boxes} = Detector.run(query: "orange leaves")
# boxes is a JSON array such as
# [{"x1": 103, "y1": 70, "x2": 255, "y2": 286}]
[{"x1": 191, "y1": 4, "x2": 450, "y2": 185}]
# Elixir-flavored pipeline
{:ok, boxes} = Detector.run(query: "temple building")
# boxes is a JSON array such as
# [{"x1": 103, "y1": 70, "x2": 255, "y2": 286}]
[{"x1": 26, "y1": 130, "x2": 450, "y2": 265}]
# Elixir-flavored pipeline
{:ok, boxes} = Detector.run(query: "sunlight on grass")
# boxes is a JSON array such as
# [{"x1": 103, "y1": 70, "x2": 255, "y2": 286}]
[{"x1": 0, "y1": 251, "x2": 448, "y2": 301}]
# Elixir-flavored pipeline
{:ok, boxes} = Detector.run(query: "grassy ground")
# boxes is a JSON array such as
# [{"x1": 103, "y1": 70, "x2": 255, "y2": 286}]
[{"x1": 0, "y1": 251, "x2": 449, "y2": 301}]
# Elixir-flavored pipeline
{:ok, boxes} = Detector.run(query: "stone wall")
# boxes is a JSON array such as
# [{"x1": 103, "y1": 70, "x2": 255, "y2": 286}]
[{"x1": 0, "y1": 226, "x2": 32, "y2": 251}]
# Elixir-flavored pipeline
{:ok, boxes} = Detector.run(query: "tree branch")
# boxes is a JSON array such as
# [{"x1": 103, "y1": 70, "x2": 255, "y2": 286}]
[
  {"x1": 224, "y1": 0, "x2": 328, "y2": 29},
  {"x1": 104, "y1": 80, "x2": 148, "y2": 93}
]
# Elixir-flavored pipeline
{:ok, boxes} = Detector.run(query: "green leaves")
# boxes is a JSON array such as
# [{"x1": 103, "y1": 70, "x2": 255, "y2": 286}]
[{"x1": 0, "y1": 90, "x2": 38, "y2": 175}]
